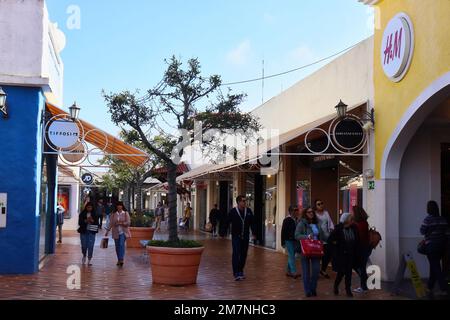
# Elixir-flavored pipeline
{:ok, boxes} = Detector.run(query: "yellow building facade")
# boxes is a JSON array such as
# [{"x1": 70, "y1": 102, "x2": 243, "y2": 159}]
[{"x1": 364, "y1": 0, "x2": 450, "y2": 280}]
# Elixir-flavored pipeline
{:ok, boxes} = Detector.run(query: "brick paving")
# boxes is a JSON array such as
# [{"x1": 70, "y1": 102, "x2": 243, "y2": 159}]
[{"x1": 0, "y1": 229, "x2": 407, "y2": 300}]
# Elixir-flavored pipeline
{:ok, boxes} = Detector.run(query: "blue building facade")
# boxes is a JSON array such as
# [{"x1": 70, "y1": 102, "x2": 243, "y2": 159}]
[{"x1": 0, "y1": 86, "x2": 58, "y2": 274}]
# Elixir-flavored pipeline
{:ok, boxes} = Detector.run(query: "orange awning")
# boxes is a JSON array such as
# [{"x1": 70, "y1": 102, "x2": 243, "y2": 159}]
[{"x1": 46, "y1": 102, "x2": 148, "y2": 167}]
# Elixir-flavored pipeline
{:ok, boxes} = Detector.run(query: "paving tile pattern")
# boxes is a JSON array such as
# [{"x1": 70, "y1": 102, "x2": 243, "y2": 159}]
[{"x1": 0, "y1": 229, "x2": 407, "y2": 300}]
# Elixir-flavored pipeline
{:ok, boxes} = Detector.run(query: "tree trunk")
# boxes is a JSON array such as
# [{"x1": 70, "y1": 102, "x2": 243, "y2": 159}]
[
  {"x1": 136, "y1": 181, "x2": 143, "y2": 213},
  {"x1": 123, "y1": 187, "x2": 131, "y2": 212},
  {"x1": 167, "y1": 162, "x2": 179, "y2": 241}
]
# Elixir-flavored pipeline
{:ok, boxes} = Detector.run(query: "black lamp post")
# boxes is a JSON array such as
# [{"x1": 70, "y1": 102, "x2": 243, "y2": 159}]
[
  {"x1": 69, "y1": 102, "x2": 80, "y2": 120},
  {"x1": 0, "y1": 87, "x2": 8, "y2": 119}
]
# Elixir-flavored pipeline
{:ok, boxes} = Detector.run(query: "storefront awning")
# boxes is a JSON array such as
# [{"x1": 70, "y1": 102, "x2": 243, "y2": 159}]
[
  {"x1": 177, "y1": 101, "x2": 367, "y2": 181},
  {"x1": 46, "y1": 102, "x2": 148, "y2": 167}
]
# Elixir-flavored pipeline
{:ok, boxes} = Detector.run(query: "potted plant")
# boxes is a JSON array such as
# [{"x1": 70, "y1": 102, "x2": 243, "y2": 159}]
[
  {"x1": 105, "y1": 57, "x2": 260, "y2": 286},
  {"x1": 147, "y1": 239, "x2": 204, "y2": 285},
  {"x1": 127, "y1": 210, "x2": 156, "y2": 248}
]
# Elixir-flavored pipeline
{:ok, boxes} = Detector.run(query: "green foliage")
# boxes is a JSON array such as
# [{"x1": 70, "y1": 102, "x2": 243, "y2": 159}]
[
  {"x1": 130, "y1": 211, "x2": 155, "y2": 228},
  {"x1": 103, "y1": 56, "x2": 261, "y2": 242},
  {"x1": 147, "y1": 239, "x2": 203, "y2": 248}
]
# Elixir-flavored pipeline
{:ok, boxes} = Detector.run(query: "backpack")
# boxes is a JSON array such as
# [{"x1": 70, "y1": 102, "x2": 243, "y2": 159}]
[{"x1": 369, "y1": 227, "x2": 382, "y2": 249}]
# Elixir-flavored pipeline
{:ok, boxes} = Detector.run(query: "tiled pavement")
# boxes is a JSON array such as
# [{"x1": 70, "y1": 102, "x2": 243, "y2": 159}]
[{"x1": 0, "y1": 229, "x2": 408, "y2": 300}]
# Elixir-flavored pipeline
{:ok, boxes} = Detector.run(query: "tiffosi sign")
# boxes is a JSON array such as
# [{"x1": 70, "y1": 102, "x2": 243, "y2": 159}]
[
  {"x1": 381, "y1": 13, "x2": 414, "y2": 82},
  {"x1": 48, "y1": 120, "x2": 80, "y2": 149}
]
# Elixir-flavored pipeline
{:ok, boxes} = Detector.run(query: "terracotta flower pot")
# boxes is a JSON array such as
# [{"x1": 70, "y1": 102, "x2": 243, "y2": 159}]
[
  {"x1": 127, "y1": 227, "x2": 155, "y2": 248},
  {"x1": 147, "y1": 246, "x2": 204, "y2": 285}
]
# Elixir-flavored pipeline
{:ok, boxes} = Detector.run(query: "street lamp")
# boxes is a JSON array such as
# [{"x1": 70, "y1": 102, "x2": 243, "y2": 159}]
[
  {"x1": 0, "y1": 87, "x2": 8, "y2": 119},
  {"x1": 69, "y1": 102, "x2": 80, "y2": 120},
  {"x1": 335, "y1": 100, "x2": 348, "y2": 118}
]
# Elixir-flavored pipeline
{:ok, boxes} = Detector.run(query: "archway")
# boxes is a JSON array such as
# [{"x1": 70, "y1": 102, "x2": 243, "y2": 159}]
[{"x1": 380, "y1": 72, "x2": 450, "y2": 280}]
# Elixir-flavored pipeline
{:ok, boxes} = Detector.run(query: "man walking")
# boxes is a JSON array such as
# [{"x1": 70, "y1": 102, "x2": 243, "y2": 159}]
[
  {"x1": 209, "y1": 204, "x2": 220, "y2": 237},
  {"x1": 228, "y1": 195, "x2": 256, "y2": 281}
]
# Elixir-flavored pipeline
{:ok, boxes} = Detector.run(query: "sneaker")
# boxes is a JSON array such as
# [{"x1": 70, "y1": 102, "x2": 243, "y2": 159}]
[
  {"x1": 82, "y1": 256, "x2": 86, "y2": 265},
  {"x1": 353, "y1": 287, "x2": 365, "y2": 293},
  {"x1": 294, "y1": 273, "x2": 302, "y2": 279},
  {"x1": 116, "y1": 261, "x2": 121, "y2": 266},
  {"x1": 234, "y1": 276, "x2": 242, "y2": 281},
  {"x1": 88, "y1": 259, "x2": 93, "y2": 266},
  {"x1": 239, "y1": 273, "x2": 246, "y2": 280},
  {"x1": 311, "y1": 290, "x2": 317, "y2": 297},
  {"x1": 57, "y1": 240, "x2": 62, "y2": 244},
  {"x1": 320, "y1": 270, "x2": 330, "y2": 279}
]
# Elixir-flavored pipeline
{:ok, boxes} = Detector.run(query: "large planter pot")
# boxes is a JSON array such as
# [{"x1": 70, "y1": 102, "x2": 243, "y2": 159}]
[
  {"x1": 127, "y1": 227, "x2": 155, "y2": 248},
  {"x1": 147, "y1": 246, "x2": 204, "y2": 285}
]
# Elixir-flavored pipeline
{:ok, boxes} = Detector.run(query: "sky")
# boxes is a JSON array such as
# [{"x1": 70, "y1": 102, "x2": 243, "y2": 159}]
[{"x1": 46, "y1": 0, "x2": 374, "y2": 137}]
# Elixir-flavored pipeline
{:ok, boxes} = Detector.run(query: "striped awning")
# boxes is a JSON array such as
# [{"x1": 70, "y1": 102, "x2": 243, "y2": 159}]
[{"x1": 46, "y1": 102, "x2": 148, "y2": 167}]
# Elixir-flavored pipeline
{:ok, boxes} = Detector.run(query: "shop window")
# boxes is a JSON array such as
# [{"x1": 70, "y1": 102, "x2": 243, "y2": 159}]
[{"x1": 57, "y1": 186, "x2": 71, "y2": 219}]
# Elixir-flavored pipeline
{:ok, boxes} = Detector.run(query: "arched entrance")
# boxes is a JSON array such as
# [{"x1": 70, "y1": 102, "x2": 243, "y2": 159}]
[{"x1": 381, "y1": 72, "x2": 450, "y2": 279}]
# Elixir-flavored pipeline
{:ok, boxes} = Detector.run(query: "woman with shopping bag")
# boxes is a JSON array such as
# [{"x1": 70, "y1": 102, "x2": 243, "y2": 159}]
[
  {"x1": 295, "y1": 207, "x2": 325, "y2": 298},
  {"x1": 104, "y1": 201, "x2": 131, "y2": 267}
]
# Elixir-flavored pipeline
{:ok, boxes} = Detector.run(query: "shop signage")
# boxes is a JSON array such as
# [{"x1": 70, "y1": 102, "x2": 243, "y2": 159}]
[
  {"x1": 381, "y1": 13, "x2": 414, "y2": 82},
  {"x1": 332, "y1": 118, "x2": 365, "y2": 151},
  {"x1": 48, "y1": 120, "x2": 80, "y2": 149},
  {"x1": 368, "y1": 180, "x2": 375, "y2": 190},
  {"x1": 81, "y1": 173, "x2": 94, "y2": 185}
]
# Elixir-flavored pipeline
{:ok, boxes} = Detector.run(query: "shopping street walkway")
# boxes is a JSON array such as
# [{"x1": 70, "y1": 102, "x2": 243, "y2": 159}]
[{"x1": 0, "y1": 228, "x2": 408, "y2": 300}]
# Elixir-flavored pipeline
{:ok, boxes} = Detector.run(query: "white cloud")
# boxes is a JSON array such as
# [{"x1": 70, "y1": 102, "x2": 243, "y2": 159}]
[
  {"x1": 226, "y1": 40, "x2": 252, "y2": 66},
  {"x1": 288, "y1": 45, "x2": 315, "y2": 63}
]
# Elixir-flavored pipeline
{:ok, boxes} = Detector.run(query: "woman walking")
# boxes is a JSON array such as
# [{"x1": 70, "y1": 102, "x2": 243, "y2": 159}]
[
  {"x1": 314, "y1": 199, "x2": 334, "y2": 279},
  {"x1": 295, "y1": 207, "x2": 324, "y2": 297},
  {"x1": 77, "y1": 202, "x2": 99, "y2": 266},
  {"x1": 420, "y1": 200, "x2": 449, "y2": 297},
  {"x1": 328, "y1": 212, "x2": 359, "y2": 297},
  {"x1": 352, "y1": 206, "x2": 371, "y2": 293},
  {"x1": 105, "y1": 201, "x2": 131, "y2": 267}
]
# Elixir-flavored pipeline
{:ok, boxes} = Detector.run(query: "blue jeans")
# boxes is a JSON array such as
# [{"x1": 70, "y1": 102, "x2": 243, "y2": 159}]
[
  {"x1": 232, "y1": 236, "x2": 249, "y2": 277},
  {"x1": 80, "y1": 232, "x2": 96, "y2": 259},
  {"x1": 301, "y1": 256, "x2": 320, "y2": 294},
  {"x1": 114, "y1": 233, "x2": 126, "y2": 261},
  {"x1": 285, "y1": 240, "x2": 297, "y2": 274}
]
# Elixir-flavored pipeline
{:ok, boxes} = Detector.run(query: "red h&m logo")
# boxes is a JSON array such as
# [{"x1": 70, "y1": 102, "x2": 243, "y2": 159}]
[{"x1": 383, "y1": 27, "x2": 403, "y2": 65}]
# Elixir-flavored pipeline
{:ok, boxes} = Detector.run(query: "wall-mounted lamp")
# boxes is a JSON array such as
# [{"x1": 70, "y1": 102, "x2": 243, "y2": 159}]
[
  {"x1": 364, "y1": 169, "x2": 375, "y2": 179},
  {"x1": 335, "y1": 100, "x2": 375, "y2": 130},
  {"x1": 0, "y1": 87, "x2": 8, "y2": 119},
  {"x1": 69, "y1": 101, "x2": 80, "y2": 120},
  {"x1": 335, "y1": 100, "x2": 348, "y2": 118}
]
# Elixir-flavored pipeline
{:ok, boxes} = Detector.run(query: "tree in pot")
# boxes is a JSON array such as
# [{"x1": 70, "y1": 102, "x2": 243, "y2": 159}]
[
  {"x1": 127, "y1": 210, "x2": 156, "y2": 248},
  {"x1": 104, "y1": 56, "x2": 260, "y2": 285}
]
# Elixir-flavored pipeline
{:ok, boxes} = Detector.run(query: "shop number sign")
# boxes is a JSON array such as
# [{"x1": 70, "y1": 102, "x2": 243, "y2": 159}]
[{"x1": 381, "y1": 13, "x2": 414, "y2": 82}]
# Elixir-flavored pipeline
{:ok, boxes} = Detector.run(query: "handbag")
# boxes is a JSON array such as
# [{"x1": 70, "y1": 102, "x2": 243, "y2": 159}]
[
  {"x1": 300, "y1": 239, "x2": 324, "y2": 258},
  {"x1": 205, "y1": 222, "x2": 213, "y2": 232},
  {"x1": 417, "y1": 239, "x2": 428, "y2": 255},
  {"x1": 86, "y1": 224, "x2": 99, "y2": 233},
  {"x1": 100, "y1": 237, "x2": 109, "y2": 249}
]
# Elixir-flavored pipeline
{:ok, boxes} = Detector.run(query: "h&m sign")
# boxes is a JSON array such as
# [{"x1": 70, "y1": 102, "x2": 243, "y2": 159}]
[{"x1": 381, "y1": 13, "x2": 414, "y2": 82}]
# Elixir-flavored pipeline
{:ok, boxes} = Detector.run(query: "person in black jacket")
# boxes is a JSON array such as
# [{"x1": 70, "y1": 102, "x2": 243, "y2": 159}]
[
  {"x1": 209, "y1": 204, "x2": 220, "y2": 237},
  {"x1": 281, "y1": 205, "x2": 300, "y2": 278},
  {"x1": 228, "y1": 195, "x2": 256, "y2": 281},
  {"x1": 77, "y1": 202, "x2": 99, "y2": 266},
  {"x1": 420, "y1": 200, "x2": 449, "y2": 297},
  {"x1": 328, "y1": 212, "x2": 359, "y2": 297}
]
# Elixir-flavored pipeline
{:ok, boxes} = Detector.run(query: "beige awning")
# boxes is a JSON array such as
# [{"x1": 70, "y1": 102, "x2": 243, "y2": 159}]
[{"x1": 177, "y1": 101, "x2": 367, "y2": 181}]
